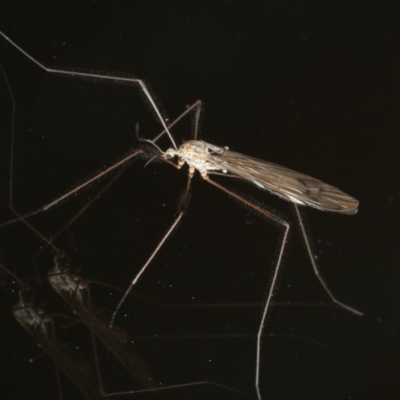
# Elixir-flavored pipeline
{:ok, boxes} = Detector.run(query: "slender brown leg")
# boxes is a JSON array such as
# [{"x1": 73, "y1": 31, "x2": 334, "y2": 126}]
[{"x1": 204, "y1": 175, "x2": 290, "y2": 400}]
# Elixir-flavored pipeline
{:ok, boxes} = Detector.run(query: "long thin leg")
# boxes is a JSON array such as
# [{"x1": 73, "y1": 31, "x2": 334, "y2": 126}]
[
  {"x1": 293, "y1": 204, "x2": 363, "y2": 316},
  {"x1": 109, "y1": 100, "x2": 204, "y2": 323},
  {"x1": 0, "y1": 31, "x2": 177, "y2": 149},
  {"x1": 38, "y1": 101, "x2": 201, "y2": 251},
  {"x1": 151, "y1": 99, "x2": 203, "y2": 144},
  {"x1": 0, "y1": 62, "x2": 16, "y2": 208},
  {"x1": 1, "y1": 147, "x2": 144, "y2": 227},
  {"x1": 110, "y1": 169, "x2": 194, "y2": 326},
  {"x1": 0, "y1": 60, "x2": 144, "y2": 228},
  {"x1": 0, "y1": 56, "x2": 202, "y2": 229},
  {"x1": 203, "y1": 176, "x2": 290, "y2": 400},
  {"x1": 39, "y1": 168, "x2": 125, "y2": 255}
]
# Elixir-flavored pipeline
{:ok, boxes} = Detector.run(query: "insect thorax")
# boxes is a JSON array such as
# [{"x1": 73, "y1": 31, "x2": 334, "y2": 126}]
[{"x1": 165, "y1": 140, "x2": 227, "y2": 175}]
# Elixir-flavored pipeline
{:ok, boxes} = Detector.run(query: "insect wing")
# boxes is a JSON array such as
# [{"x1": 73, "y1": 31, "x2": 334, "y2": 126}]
[{"x1": 215, "y1": 149, "x2": 358, "y2": 214}]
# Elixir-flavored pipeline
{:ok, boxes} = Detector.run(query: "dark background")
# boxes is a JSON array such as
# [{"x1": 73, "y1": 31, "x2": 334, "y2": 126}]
[{"x1": 0, "y1": 1, "x2": 398, "y2": 399}]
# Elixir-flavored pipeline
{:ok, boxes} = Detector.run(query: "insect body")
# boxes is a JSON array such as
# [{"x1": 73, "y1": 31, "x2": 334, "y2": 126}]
[{"x1": 164, "y1": 140, "x2": 359, "y2": 214}]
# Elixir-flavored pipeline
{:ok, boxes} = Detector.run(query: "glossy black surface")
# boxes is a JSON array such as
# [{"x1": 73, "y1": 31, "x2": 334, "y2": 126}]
[{"x1": 0, "y1": 2, "x2": 398, "y2": 399}]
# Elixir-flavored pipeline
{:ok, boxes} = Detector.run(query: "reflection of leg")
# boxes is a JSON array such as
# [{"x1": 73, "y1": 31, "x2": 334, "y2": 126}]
[{"x1": 293, "y1": 204, "x2": 363, "y2": 316}]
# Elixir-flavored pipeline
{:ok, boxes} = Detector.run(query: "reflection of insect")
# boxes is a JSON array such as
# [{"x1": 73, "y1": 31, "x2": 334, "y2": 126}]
[
  {"x1": 47, "y1": 253, "x2": 242, "y2": 398},
  {"x1": 0, "y1": 215, "x2": 244, "y2": 398},
  {"x1": 0, "y1": 262, "x2": 105, "y2": 399},
  {"x1": 12, "y1": 295, "x2": 105, "y2": 400},
  {"x1": 48, "y1": 256, "x2": 158, "y2": 390},
  {"x1": 1, "y1": 30, "x2": 362, "y2": 400}
]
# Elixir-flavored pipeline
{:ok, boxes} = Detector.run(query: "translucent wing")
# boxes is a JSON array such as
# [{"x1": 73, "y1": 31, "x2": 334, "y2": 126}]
[{"x1": 212, "y1": 149, "x2": 358, "y2": 214}]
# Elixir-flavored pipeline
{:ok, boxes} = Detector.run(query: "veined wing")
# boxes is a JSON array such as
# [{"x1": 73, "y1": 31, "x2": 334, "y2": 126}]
[{"x1": 213, "y1": 149, "x2": 358, "y2": 214}]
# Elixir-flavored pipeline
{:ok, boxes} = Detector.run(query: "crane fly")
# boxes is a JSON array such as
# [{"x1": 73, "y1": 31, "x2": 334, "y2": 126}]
[
  {"x1": 162, "y1": 139, "x2": 358, "y2": 214},
  {"x1": 0, "y1": 30, "x2": 362, "y2": 400}
]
